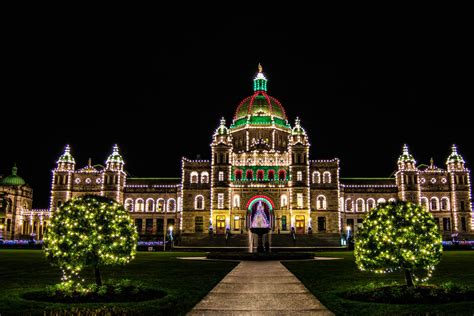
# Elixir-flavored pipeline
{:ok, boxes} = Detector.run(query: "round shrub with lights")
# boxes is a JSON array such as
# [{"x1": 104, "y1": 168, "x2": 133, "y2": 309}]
[
  {"x1": 355, "y1": 201, "x2": 442, "y2": 287},
  {"x1": 43, "y1": 195, "x2": 138, "y2": 294}
]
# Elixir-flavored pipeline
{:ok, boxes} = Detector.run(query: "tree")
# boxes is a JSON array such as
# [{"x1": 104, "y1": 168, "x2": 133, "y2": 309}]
[
  {"x1": 354, "y1": 201, "x2": 442, "y2": 287},
  {"x1": 44, "y1": 195, "x2": 138, "y2": 287}
]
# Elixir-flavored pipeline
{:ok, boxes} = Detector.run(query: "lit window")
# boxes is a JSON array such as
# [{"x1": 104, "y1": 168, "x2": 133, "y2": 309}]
[
  {"x1": 218, "y1": 193, "x2": 224, "y2": 209},
  {"x1": 317, "y1": 195, "x2": 327, "y2": 210},
  {"x1": 219, "y1": 171, "x2": 224, "y2": 182},
  {"x1": 297, "y1": 171, "x2": 303, "y2": 181},
  {"x1": 233, "y1": 195, "x2": 240, "y2": 208},
  {"x1": 281, "y1": 194, "x2": 288, "y2": 208},
  {"x1": 297, "y1": 193, "x2": 304, "y2": 208},
  {"x1": 201, "y1": 172, "x2": 209, "y2": 184},
  {"x1": 190, "y1": 172, "x2": 199, "y2": 184},
  {"x1": 323, "y1": 171, "x2": 331, "y2": 184},
  {"x1": 195, "y1": 195, "x2": 204, "y2": 210}
]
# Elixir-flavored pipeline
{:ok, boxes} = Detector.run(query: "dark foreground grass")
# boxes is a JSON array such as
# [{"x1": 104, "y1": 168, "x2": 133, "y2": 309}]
[
  {"x1": 284, "y1": 251, "x2": 474, "y2": 315},
  {"x1": 0, "y1": 250, "x2": 237, "y2": 315}
]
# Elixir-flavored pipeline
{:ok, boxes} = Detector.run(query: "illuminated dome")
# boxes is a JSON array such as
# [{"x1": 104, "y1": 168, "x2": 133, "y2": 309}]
[
  {"x1": 1, "y1": 164, "x2": 26, "y2": 186},
  {"x1": 231, "y1": 64, "x2": 290, "y2": 129}
]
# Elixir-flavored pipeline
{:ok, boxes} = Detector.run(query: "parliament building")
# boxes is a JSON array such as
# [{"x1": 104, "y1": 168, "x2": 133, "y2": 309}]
[{"x1": 1, "y1": 67, "x2": 473, "y2": 245}]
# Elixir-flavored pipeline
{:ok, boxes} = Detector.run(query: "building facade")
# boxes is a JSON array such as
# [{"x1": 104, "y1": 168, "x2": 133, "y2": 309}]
[{"x1": 3, "y1": 67, "x2": 473, "y2": 243}]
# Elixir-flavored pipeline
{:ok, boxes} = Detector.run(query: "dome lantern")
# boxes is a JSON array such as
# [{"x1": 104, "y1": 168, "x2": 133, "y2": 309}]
[{"x1": 253, "y1": 63, "x2": 267, "y2": 92}]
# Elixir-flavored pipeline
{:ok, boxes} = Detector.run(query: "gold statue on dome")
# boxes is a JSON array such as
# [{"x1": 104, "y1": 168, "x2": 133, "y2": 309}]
[{"x1": 258, "y1": 63, "x2": 263, "y2": 73}]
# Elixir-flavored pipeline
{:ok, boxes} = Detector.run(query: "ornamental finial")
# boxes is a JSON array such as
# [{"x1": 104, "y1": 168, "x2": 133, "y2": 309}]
[
  {"x1": 258, "y1": 63, "x2": 263, "y2": 73},
  {"x1": 403, "y1": 144, "x2": 409, "y2": 155},
  {"x1": 452, "y1": 144, "x2": 458, "y2": 154}
]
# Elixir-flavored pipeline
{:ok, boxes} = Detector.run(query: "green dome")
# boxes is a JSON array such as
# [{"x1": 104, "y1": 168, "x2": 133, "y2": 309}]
[
  {"x1": 446, "y1": 144, "x2": 465, "y2": 164},
  {"x1": 106, "y1": 144, "x2": 124, "y2": 164},
  {"x1": 1, "y1": 165, "x2": 26, "y2": 186}
]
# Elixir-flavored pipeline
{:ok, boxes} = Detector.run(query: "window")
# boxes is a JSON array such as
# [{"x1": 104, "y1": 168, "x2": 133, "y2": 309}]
[
  {"x1": 317, "y1": 217, "x2": 326, "y2": 231},
  {"x1": 420, "y1": 197, "x2": 429, "y2": 210},
  {"x1": 190, "y1": 172, "x2": 199, "y2": 184},
  {"x1": 156, "y1": 199, "x2": 165, "y2": 212},
  {"x1": 356, "y1": 199, "x2": 365, "y2": 212},
  {"x1": 297, "y1": 193, "x2": 304, "y2": 208},
  {"x1": 281, "y1": 194, "x2": 288, "y2": 208},
  {"x1": 317, "y1": 195, "x2": 326, "y2": 210},
  {"x1": 346, "y1": 199, "x2": 352, "y2": 212},
  {"x1": 312, "y1": 171, "x2": 321, "y2": 184},
  {"x1": 430, "y1": 197, "x2": 439, "y2": 211},
  {"x1": 441, "y1": 198, "x2": 449, "y2": 211},
  {"x1": 377, "y1": 198, "x2": 386, "y2": 205},
  {"x1": 6, "y1": 219, "x2": 11, "y2": 231},
  {"x1": 278, "y1": 170, "x2": 286, "y2": 180},
  {"x1": 323, "y1": 171, "x2": 331, "y2": 184},
  {"x1": 443, "y1": 218, "x2": 451, "y2": 231},
  {"x1": 57, "y1": 200, "x2": 62, "y2": 208},
  {"x1": 167, "y1": 219, "x2": 175, "y2": 230},
  {"x1": 246, "y1": 170, "x2": 253, "y2": 180},
  {"x1": 434, "y1": 217, "x2": 440, "y2": 229},
  {"x1": 297, "y1": 171, "x2": 303, "y2": 181},
  {"x1": 167, "y1": 199, "x2": 176, "y2": 212},
  {"x1": 156, "y1": 219, "x2": 164, "y2": 236},
  {"x1": 135, "y1": 219, "x2": 143, "y2": 233},
  {"x1": 124, "y1": 198, "x2": 134, "y2": 212},
  {"x1": 146, "y1": 219, "x2": 153, "y2": 234},
  {"x1": 346, "y1": 219, "x2": 354, "y2": 232},
  {"x1": 201, "y1": 172, "x2": 209, "y2": 184},
  {"x1": 367, "y1": 198, "x2": 375, "y2": 211},
  {"x1": 218, "y1": 171, "x2": 224, "y2": 182},
  {"x1": 235, "y1": 170, "x2": 243, "y2": 181},
  {"x1": 281, "y1": 215, "x2": 287, "y2": 231},
  {"x1": 234, "y1": 216, "x2": 241, "y2": 231},
  {"x1": 195, "y1": 195, "x2": 205, "y2": 210},
  {"x1": 268, "y1": 170, "x2": 275, "y2": 180},
  {"x1": 233, "y1": 195, "x2": 240, "y2": 208},
  {"x1": 146, "y1": 199, "x2": 154, "y2": 212},
  {"x1": 218, "y1": 193, "x2": 224, "y2": 209},
  {"x1": 195, "y1": 217, "x2": 204, "y2": 232},
  {"x1": 135, "y1": 199, "x2": 144, "y2": 212},
  {"x1": 461, "y1": 217, "x2": 467, "y2": 231},
  {"x1": 257, "y1": 170, "x2": 264, "y2": 181},
  {"x1": 460, "y1": 201, "x2": 465, "y2": 211}
]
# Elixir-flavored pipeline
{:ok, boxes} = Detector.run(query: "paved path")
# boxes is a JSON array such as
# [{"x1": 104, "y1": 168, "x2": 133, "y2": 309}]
[{"x1": 188, "y1": 261, "x2": 333, "y2": 315}]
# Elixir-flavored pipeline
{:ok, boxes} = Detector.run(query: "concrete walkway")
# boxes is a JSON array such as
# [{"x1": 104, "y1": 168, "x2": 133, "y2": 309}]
[{"x1": 188, "y1": 261, "x2": 333, "y2": 315}]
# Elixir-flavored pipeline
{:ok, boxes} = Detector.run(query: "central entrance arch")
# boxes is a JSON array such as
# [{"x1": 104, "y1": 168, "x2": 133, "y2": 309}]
[{"x1": 246, "y1": 195, "x2": 275, "y2": 231}]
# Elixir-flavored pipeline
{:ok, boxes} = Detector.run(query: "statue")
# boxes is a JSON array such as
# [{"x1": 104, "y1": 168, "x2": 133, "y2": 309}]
[{"x1": 251, "y1": 201, "x2": 269, "y2": 228}]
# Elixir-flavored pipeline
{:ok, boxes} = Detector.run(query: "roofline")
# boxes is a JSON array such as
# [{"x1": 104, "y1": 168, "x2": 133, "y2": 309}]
[
  {"x1": 340, "y1": 177, "x2": 394, "y2": 180},
  {"x1": 127, "y1": 177, "x2": 180, "y2": 180}
]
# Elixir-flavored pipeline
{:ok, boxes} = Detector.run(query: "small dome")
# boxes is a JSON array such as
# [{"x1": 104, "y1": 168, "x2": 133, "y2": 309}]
[
  {"x1": 446, "y1": 144, "x2": 465, "y2": 164},
  {"x1": 398, "y1": 144, "x2": 416, "y2": 164},
  {"x1": 292, "y1": 117, "x2": 306, "y2": 135},
  {"x1": 1, "y1": 164, "x2": 26, "y2": 186},
  {"x1": 106, "y1": 144, "x2": 124, "y2": 164},
  {"x1": 216, "y1": 117, "x2": 229, "y2": 136},
  {"x1": 58, "y1": 145, "x2": 75, "y2": 164}
]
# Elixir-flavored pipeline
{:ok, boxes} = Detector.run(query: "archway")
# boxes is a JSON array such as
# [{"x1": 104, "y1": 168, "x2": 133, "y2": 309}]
[{"x1": 246, "y1": 195, "x2": 275, "y2": 231}]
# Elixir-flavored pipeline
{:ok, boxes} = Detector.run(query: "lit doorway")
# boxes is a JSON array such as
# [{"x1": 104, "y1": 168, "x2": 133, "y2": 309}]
[{"x1": 295, "y1": 215, "x2": 305, "y2": 234}]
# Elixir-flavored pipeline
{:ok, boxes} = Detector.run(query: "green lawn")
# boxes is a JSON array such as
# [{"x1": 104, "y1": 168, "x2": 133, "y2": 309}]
[
  {"x1": 283, "y1": 251, "x2": 474, "y2": 315},
  {"x1": 0, "y1": 250, "x2": 237, "y2": 315}
]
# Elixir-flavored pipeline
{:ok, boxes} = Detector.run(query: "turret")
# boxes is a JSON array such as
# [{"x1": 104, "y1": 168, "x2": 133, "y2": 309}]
[
  {"x1": 106, "y1": 144, "x2": 125, "y2": 172},
  {"x1": 51, "y1": 145, "x2": 75, "y2": 210},
  {"x1": 446, "y1": 144, "x2": 465, "y2": 171},
  {"x1": 103, "y1": 144, "x2": 126, "y2": 202},
  {"x1": 396, "y1": 144, "x2": 420, "y2": 202},
  {"x1": 397, "y1": 144, "x2": 416, "y2": 170},
  {"x1": 56, "y1": 145, "x2": 75, "y2": 171}
]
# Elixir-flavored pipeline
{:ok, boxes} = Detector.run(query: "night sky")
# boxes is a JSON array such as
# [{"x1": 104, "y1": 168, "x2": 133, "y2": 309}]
[{"x1": 2, "y1": 16, "x2": 472, "y2": 208}]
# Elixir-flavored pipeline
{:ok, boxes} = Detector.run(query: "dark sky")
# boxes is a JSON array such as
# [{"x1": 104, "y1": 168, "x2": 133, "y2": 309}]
[{"x1": 2, "y1": 15, "x2": 472, "y2": 208}]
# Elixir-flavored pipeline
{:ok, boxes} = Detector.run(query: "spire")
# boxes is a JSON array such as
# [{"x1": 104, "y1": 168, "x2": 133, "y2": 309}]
[
  {"x1": 253, "y1": 63, "x2": 267, "y2": 92},
  {"x1": 88, "y1": 158, "x2": 92, "y2": 167},
  {"x1": 57, "y1": 144, "x2": 75, "y2": 164}
]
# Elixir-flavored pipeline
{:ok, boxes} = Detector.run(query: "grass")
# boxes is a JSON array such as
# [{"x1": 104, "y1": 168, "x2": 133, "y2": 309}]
[
  {"x1": 0, "y1": 250, "x2": 237, "y2": 315},
  {"x1": 283, "y1": 251, "x2": 474, "y2": 315}
]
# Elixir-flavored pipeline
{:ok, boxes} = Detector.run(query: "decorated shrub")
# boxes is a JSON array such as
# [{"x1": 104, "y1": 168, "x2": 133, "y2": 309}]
[{"x1": 355, "y1": 201, "x2": 442, "y2": 286}]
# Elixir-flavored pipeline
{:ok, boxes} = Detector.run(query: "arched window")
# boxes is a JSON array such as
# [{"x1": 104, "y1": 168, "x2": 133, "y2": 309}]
[
  {"x1": 345, "y1": 198, "x2": 352, "y2": 212},
  {"x1": 420, "y1": 197, "x2": 429, "y2": 210},
  {"x1": 323, "y1": 171, "x2": 331, "y2": 184},
  {"x1": 367, "y1": 198, "x2": 376, "y2": 211},
  {"x1": 377, "y1": 198, "x2": 386, "y2": 205},
  {"x1": 356, "y1": 198, "x2": 365, "y2": 212},
  {"x1": 135, "y1": 198, "x2": 144, "y2": 212},
  {"x1": 195, "y1": 195, "x2": 204, "y2": 210},
  {"x1": 430, "y1": 197, "x2": 439, "y2": 211},
  {"x1": 235, "y1": 170, "x2": 243, "y2": 181},
  {"x1": 233, "y1": 195, "x2": 240, "y2": 208},
  {"x1": 124, "y1": 198, "x2": 134, "y2": 212},
  {"x1": 246, "y1": 170, "x2": 253, "y2": 180},
  {"x1": 317, "y1": 195, "x2": 327, "y2": 210},
  {"x1": 156, "y1": 199, "x2": 165, "y2": 212},
  {"x1": 268, "y1": 170, "x2": 275, "y2": 180},
  {"x1": 167, "y1": 199, "x2": 176, "y2": 212},
  {"x1": 146, "y1": 198, "x2": 155, "y2": 212},
  {"x1": 388, "y1": 198, "x2": 396, "y2": 203},
  {"x1": 441, "y1": 197, "x2": 450, "y2": 211},
  {"x1": 312, "y1": 171, "x2": 321, "y2": 184},
  {"x1": 190, "y1": 172, "x2": 199, "y2": 184},
  {"x1": 201, "y1": 172, "x2": 209, "y2": 184},
  {"x1": 281, "y1": 194, "x2": 288, "y2": 208},
  {"x1": 278, "y1": 170, "x2": 286, "y2": 181},
  {"x1": 218, "y1": 171, "x2": 224, "y2": 182},
  {"x1": 257, "y1": 170, "x2": 264, "y2": 181}
]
